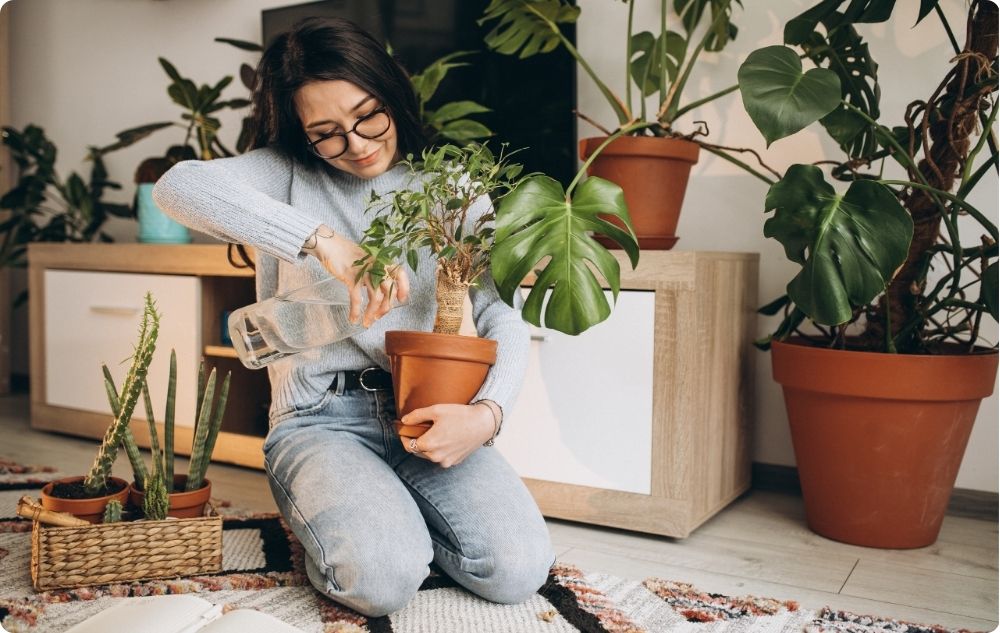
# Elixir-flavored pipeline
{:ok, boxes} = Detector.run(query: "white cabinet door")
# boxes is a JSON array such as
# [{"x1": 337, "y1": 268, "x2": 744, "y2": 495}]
[
  {"x1": 497, "y1": 289, "x2": 655, "y2": 494},
  {"x1": 44, "y1": 270, "x2": 202, "y2": 427}
]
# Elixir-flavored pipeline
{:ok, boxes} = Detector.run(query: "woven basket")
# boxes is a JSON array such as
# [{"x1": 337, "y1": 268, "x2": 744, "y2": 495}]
[{"x1": 30, "y1": 504, "x2": 222, "y2": 591}]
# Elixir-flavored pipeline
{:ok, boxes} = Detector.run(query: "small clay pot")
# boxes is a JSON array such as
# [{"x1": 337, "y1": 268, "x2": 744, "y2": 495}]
[
  {"x1": 128, "y1": 474, "x2": 212, "y2": 519},
  {"x1": 579, "y1": 135, "x2": 700, "y2": 250},
  {"x1": 40, "y1": 476, "x2": 130, "y2": 524},
  {"x1": 386, "y1": 330, "x2": 497, "y2": 438}
]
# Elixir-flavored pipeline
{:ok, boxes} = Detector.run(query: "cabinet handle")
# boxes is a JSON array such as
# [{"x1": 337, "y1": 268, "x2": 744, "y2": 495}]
[
  {"x1": 530, "y1": 334, "x2": 550, "y2": 342},
  {"x1": 90, "y1": 305, "x2": 141, "y2": 316}
]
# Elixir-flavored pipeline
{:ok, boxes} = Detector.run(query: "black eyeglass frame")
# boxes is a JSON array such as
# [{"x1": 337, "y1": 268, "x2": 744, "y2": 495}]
[{"x1": 305, "y1": 105, "x2": 391, "y2": 160}]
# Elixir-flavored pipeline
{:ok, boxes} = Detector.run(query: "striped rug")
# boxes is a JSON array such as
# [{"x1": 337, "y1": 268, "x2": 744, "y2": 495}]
[{"x1": 0, "y1": 459, "x2": 983, "y2": 633}]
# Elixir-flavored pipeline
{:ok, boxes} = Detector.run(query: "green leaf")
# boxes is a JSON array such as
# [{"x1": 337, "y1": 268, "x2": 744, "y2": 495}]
[
  {"x1": 480, "y1": 0, "x2": 579, "y2": 59},
  {"x1": 758, "y1": 294, "x2": 790, "y2": 316},
  {"x1": 410, "y1": 51, "x2": 475, "y2": 105},
  {"x1": 738, "y1": 46, "x2": 842, "y2": 146},
  {"x1": 916, "y1": 0, "x2": 939, "y2": 25},
  {"x1": 214, "y1": 37, "x2": 263, "y2": 52},
  {"x1": 97, "y1": 122, "x2": 173, "y2": 154},
  {"x1": 799, "y1": 22, "x2": 881, "y2": 158},
  {"x1": 673, "y1": 0, "x2": 740, "y2": 51},
  {"x1": 629, "y1": 31, "x2": 686, "y2": 97},
  {"x1": 491, "y1": 175, "x2": 639, "y2": 335},
  {"x1": 439, "y1": 120, "x2": 494, "y2": 143},
  {"x1": 429, "y1": 101, "x2": 491, "y2": 125},
  {"x1": 784, "y1": 0, "x2": 899, "y2": 44},
  {"x1": 763, "y1": 164, "x2": 913, "y2": 325},
  {"x1": 981, "y1": 262, "x2": 998, "y2": 322}
]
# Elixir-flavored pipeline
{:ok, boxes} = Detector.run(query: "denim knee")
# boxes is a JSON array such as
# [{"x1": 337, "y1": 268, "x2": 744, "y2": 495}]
[
  {"x1": 470, "y1": 535, "x2": 555, "y2": 604},
  {"x1": 305, "y1": 548, "x2": 431, "y2": 617}
]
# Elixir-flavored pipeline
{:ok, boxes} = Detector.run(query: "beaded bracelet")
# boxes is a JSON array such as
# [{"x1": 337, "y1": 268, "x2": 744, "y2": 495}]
[{"x1": 472, "y1": 399, "x2": 503, "y2": 447}]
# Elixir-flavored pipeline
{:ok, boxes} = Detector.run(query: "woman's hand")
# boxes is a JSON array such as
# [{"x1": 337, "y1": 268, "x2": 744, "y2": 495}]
[
  {"x1": 399, "y1": 404, "x2": 495, "y2": 468},
  {"x1": 305, "y1": 225, "x2": 410, "y2": 327}
]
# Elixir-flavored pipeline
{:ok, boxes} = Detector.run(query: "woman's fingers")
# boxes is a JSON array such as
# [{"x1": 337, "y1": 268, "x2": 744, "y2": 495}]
[
  {"x1": 362, "y1": 279, "x2": 383, "y2": 327},
  {"x1": 347, "y1": 281, "x2": 365, "y2": 325},
  {"x1": 391, "y1": 265, "x2": 410, "y2": 304}
]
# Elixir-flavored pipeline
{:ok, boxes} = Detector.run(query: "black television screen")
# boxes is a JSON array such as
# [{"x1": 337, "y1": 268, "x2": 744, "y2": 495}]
[{"x1": 262, "y1": 0, "x2": 577, "y2": 186}]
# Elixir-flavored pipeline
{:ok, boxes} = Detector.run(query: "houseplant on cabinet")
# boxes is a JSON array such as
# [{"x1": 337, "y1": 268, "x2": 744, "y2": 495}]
[
  {"x1": 357, "y1": 142, "x2": 639, "y2": 438},
  {"x1": 479, "y1": 0, "x2": 745, "y2": 249},
  {"x1": 736, "y1": 0, "x2": 998, "y2": 548},
  {"x1": 39, "y1": 292, "x2": 160, "y2": 523}
]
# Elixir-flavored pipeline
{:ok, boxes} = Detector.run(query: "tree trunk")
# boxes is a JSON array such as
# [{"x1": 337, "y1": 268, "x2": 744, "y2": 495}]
[{"x1": 865, "y1": 0, "x2": 997, "y2": 352}]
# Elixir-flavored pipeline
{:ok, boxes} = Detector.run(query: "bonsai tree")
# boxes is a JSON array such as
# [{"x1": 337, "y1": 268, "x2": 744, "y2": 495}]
[
  {"x1": 356, "y1": 142, "x2": 640, "y2": 335},
  {"x1": 735, "y1": 0, "x2": 997, "y2": 353}
]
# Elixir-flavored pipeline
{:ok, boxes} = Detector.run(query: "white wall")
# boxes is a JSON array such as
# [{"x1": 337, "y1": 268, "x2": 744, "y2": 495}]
[{"x1": 6, "y1": 0, "x2": 998, "y2": 491}]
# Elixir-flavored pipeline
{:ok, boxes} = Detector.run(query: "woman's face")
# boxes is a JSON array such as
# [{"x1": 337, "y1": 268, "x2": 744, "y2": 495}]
[{"x1": 295, "y1": 79, "x2": 399, "y2": 179}]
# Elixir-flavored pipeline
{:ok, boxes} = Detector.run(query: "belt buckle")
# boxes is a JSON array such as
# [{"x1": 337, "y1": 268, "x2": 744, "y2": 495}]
[{"x1": 358, "y1": 367, "x2": 384, "y2": 392}]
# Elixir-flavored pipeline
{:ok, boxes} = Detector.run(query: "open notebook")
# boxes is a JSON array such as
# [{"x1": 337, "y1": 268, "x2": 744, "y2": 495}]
[{"x1": 63, "y1": 595, "x2": 306, "y2": 633}]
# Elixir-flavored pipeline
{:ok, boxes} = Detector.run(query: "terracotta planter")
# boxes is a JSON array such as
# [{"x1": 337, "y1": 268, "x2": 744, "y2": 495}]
[
  {"x1": 771, "y1": 340, "x2": 999, "y2": 548},
  {"x1": 579, "y1": 136, "x2": 700, "y2": 250},
  {"x1": 40, "y1": 476, "x2": 130, "y2": 524},
  {"x1": 128, "y1": 475, "x2": 212, "y2": 519},
  {"x1": 385, "y1": 330, "x2": 497, "y2": 439}
]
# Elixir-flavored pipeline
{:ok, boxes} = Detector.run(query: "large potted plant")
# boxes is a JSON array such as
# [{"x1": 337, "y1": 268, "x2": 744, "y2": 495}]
[
  {"x1": 357, "y1": 142, "x2": 640, "y2": 438},
  {"x1": 479, "y1": 0, "x2": 745, "y2": 249},
  {"x1": 40, "y1": 292, "x2": 160, "y2": 523},
  {"x1": 735, "y1": 0, "x2": 998, "y2": 548}
]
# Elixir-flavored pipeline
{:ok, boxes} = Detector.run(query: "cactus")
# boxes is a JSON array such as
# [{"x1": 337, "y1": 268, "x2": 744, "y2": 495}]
[
  {"x1": 104, "y1": 363, "x2": 147, "y2": 490},
  {"x1": 84, "y1": 292, "x2": 159, "y2": 495},
  {"x1": 143, "y1": 468, "x2": 169, "y2": 521},
  {"x1": 103, "y1": 499, "x2": 122, "y2": 523},
  {"x1": 186, "y1": 367, "x2": 231, "y2": 491}
]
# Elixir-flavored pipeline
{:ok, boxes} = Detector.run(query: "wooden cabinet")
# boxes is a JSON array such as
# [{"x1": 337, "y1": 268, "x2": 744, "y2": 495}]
[
  {"x1": 30, "y1": 244, "x2": 758, "y2": 538},
  {"x1": 29, "y1": 243, "x2": 267, "y2": 468},
  {"x1": 496, "y1": 250, "x2": 759, "y2": 538}
]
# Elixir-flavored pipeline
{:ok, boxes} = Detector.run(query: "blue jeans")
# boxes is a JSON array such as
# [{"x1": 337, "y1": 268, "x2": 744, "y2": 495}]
[{"x1": 262, "y1": 372, "x2": 556, "y2": 617}]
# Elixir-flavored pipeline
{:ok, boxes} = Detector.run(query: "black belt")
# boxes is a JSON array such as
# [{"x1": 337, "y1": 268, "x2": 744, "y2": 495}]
[{"x1": 334, "y1": 368, "x2": 393, "y2": 392}]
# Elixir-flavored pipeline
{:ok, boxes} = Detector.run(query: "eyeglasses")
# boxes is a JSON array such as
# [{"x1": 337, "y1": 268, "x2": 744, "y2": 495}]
[{"x1": 305, "y1": 106, "x2": 392, "y2": 160}]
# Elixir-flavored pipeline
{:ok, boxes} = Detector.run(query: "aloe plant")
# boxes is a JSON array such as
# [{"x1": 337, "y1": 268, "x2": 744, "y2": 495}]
[
  {"x1": 83, "y1": 292, "x2": 159, "y2": 495},
  {"x1": 358, "y1": 142, "x2": 639, "y2": 335}
]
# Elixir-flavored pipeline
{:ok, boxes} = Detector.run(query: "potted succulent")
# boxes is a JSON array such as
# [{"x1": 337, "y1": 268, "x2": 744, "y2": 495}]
[
  {"x1": 357, "y1": 142, "x2": 640, "y2": 437},
  {"x1": 736, "y1": 0, "x2": 998, "y2": 548},
  {"x1": 479, "y1": 0, "x2": 744, "y2": 249},
  {"x1": 40, "y1": 292, "x2": 159, "y2": 523},
  {"x1": 112, "y1": 352, "x2": 231, "y2": 520}
]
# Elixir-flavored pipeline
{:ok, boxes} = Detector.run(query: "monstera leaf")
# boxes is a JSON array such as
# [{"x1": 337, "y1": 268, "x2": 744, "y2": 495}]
[
  {"x1": 491, "y1": 176, "x2": 639, "y2": 335},
  {"x1": 738, "y1": 46, "x2": 842, "y2": 146},
  {"x1": 764, "y1": 164, "x2": 913, "y2": 325},
  {"x1": 480, "y1": 0, "x2": 579, "y2": 58},
  {"x1": 982, "y1": 262, "x2": 998, "y2": 322},
  {"x1": 630, "y1": 31, "x2": 686, "y2": 97}
]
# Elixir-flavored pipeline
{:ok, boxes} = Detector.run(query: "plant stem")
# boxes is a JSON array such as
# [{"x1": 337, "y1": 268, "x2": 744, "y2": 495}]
[
  {"x1": 935, "y1": 3, "x2": 961, "y2": 55},
  {"x1": 659, "y1": 0, "x2": 667, "y2": 104},
  {"x1": 567, "y1": 122, "x2": 653, "y2": 196},
  {"x1": 881, "y1": 180, "x2": 998, "y2": 240},
  {"x1": 673, "y1": 84, "x2": 739, "y2": 120},
  {"x1": 626, "y1": 0, "x2": 636, "y2": 117},
  {"x1": 700, "y1": 145, "x2": 776, "y2": 185},
  {"x1": 659, "y1": 0, "x2": 732, "y2": 124}
]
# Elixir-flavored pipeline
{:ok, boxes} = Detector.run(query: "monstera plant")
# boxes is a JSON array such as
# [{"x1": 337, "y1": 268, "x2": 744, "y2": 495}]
[
  {"x1": 479, "y1": 0, "x2": 745, "y2": 249},
  {"x1": 734, "y1": 0, "x2": 998, "y2": 549},
  {"x1": 357, "y1": 142, "x2": 638, "y2": 438}
]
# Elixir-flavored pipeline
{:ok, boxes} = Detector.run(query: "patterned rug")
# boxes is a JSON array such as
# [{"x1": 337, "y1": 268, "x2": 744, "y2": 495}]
[{"x1": 0, "y1": 459, "x2": 984, "y2": 633}]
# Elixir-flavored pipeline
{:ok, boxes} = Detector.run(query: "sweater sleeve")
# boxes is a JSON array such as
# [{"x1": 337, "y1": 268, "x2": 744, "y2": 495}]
[
  {"x1": 151, "y1": 146, "x2": 324, "y2": 263},
  {"x1": 465, "y1": 194, "x2": 530, "y2": 414}
]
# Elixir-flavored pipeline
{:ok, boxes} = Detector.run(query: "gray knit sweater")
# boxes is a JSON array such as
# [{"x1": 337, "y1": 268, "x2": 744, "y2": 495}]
[{"x1": 151, "y1": 146, "x2": 529, "y2": 422}]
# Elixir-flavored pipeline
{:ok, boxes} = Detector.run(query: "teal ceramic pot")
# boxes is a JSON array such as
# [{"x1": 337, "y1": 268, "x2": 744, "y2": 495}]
[{"x1": 137, "y1": 182, "x2": 191, "y2": 243}]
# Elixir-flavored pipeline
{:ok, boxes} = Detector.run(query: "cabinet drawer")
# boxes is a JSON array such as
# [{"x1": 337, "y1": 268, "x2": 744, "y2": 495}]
[
  {"x1": 44, "y1": 270, "x2": 202, "y2": 426},
  {"x1": 497, "y1": 289, "x2": 655, "y2": 494}
]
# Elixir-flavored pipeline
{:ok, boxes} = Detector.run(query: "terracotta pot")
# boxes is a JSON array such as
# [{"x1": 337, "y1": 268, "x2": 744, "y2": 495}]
[
  {"x1": 771, "y1": 340, "x2": 999, "y2": 548},
  {"x1": 128, "y1": 475, "x2": 212, "y2": 519},
  {"x1": 385, "y1": 330, "x2": 497, "y2": 439},
  {"x1": 40, "y1": 476, "x2": 130, "y2": 524},
  {"x1": 579, "y1": 136, "x2": 700, "y2": 250}
]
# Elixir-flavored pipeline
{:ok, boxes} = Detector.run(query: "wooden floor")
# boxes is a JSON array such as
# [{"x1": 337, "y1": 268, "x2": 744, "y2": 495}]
[{"x1": 2, "y1": 393, "x2": 996, "y2": 630}]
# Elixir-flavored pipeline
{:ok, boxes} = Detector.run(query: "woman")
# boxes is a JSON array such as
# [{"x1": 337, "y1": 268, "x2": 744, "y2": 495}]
[{"x1": 152, "y1": 16, "x2": 554, "y2": 618}]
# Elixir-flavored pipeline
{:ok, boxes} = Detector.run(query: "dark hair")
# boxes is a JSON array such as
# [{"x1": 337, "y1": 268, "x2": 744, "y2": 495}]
[{"x1": 249, "y1": 17, "x2": 425, "y2": 167}]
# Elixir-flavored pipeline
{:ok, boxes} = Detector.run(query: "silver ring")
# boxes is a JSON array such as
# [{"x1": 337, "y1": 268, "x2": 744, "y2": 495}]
[{"x1": 408, "y1": 438, "x2": 421, "y2": 454}]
